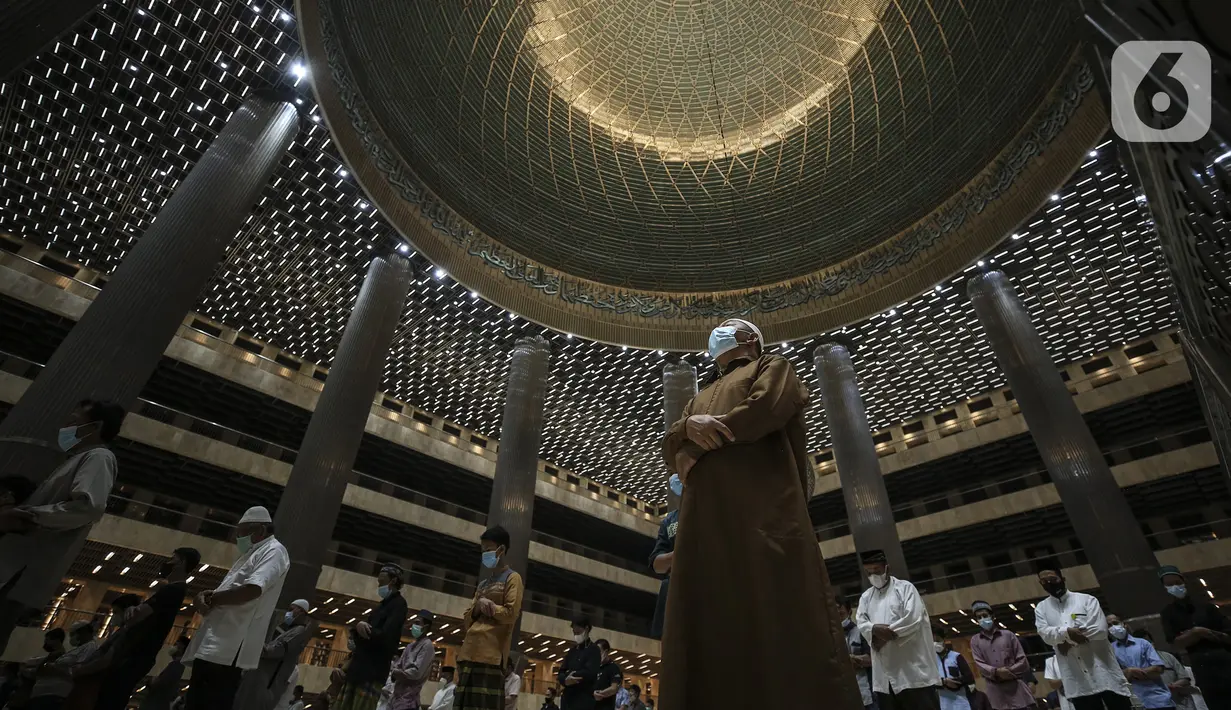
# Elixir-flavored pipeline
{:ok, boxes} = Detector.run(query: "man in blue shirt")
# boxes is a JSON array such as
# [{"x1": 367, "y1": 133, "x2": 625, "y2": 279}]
[{"x1": 1107, "y1": 614, "x2": 1173, "y2": 710}]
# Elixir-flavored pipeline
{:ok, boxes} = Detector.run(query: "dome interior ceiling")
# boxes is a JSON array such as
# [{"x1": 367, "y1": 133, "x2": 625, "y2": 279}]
[{"x1": 332, "y1": 0, "x2": 1083, "y2": 292}]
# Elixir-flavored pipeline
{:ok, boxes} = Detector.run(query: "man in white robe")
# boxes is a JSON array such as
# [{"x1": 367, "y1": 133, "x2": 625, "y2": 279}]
[
  {"x1": 0, "y1": 400, "x2": 126, "y2": 637},
  {"x1": 856, "y1": 549, "x2": 941, "y2": 710},
  {"x1": 1034, "y1": 568, "x2": 1133, "y2": 710}
]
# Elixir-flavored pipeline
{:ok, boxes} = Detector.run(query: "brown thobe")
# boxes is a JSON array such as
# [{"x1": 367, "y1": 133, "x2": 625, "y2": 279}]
[{"x1": 660, "y1": 354, "x2": 863, "y2": 710}]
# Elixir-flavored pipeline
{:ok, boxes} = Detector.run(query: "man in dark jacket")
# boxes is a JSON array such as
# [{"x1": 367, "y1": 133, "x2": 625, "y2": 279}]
[
  {"x1": 647, "y1": 479, "x2": 680, "y2": 641},
  {"x1": 557, "y1": 616, "x2": 601, "y2": 710},
  {"x1": 337, "y1": 563, "x2": 410, "y2": 710}
]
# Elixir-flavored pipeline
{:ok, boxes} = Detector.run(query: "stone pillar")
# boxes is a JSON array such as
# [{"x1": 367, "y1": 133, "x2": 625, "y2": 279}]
[
  {"x1": 1, "y1": 0, "x2": 102, "y2": 80},
  {"x1": 485, "y1": 336, "x2": 551, "y2": 642},
  {"x1": 275, "y1": 254, "x2": 413, "y2": 605},
  {"x1": 813, "y1": 343, "x2": 908, "y2": 579},
  {"x1": 968, "y1": 270, "x2": 1166, "y2": 617},
  {"x1": 0, "y1": 95, "x2": 297, "y2": 649},
  {"x1": 0, "y1": 94, "x2": 299, "y2": 473},
  {"x1": 662, "y1": 359, "x2": 698, "y2": 511}
]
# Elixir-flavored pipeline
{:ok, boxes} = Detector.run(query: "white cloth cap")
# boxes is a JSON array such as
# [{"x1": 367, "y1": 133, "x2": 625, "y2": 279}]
[
  {"x1": 239, "y1": 505, "x2": 272, "y2": 524},
  {"x1": 727, "y1": 318, "x2": 764, "y2": 346},
  {"x1": 290, "y1": 599, "x2": 310, "y2": 612}
]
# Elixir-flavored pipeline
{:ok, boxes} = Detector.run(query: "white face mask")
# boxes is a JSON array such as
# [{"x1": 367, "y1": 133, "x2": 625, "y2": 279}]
[
  {"x1": 1109, "y1": 624, "x2": 1128, "y2": 640},
  {"x1": 934, "y1": 642, "x2": 945, "y2": 654},
  {"x1": 868, "y1": 573, "x2": 889, "y2": 589},
  {"x1": 573, "y1": 632, "x2": 588, "y2": 644}
]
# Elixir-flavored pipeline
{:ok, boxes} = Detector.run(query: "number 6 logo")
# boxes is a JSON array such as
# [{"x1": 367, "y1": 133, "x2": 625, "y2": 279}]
[{"x1": 1110, "y1": 40, "x2": 1211, "y2": 143}]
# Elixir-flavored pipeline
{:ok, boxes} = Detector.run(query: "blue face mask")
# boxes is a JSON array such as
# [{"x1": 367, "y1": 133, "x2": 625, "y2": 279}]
[
  {"x1": 377, "y1": 585, "x2": 391, "y2": 600},
  {"x1": 669, "y1": 474, "x2": 683, "y2": 497},
  {"x1": 411, "y1": 624, "x2": 424, "y2": 639},
  {"x1": 708, "y1": 326, "x2": 740, "y2": 359},
  {"x1": 1166, "y1": 584, "x2": 1187, "y2": 599},
  {"x1": 57, "y1": 426, "x2": 82, "y2": 452},
  {"x1": 482, "y1": 550, "x2": 500, "y2": 569},
  {"x1": 284, "y1": 611, "x2": 295, "y2": 626},
  {"x1": 979, "y1": 617, "x2": 995, "y2": 631}
]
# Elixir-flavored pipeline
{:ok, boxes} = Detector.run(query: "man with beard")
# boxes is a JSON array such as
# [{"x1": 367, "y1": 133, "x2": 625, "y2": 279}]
[{"x1": 660, "y1": 318, "x2": 860, "y2": 710}]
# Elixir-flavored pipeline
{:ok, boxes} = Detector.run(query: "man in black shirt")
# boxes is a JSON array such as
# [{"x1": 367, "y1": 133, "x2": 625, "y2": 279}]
[
  {"x1": 337, "y1": 563, "x2": 410, "y2": 710},
  {"x1": 557, "y1": 616, "x2": 601, "y2": 710},
  {"x1": 592, "y1": 640, "x2": 622, "y2": 710},
  {"x1": 1159, "y1": 565, "x2": 1231, "y2": 710},
  {"x1": 91, "y1": 546, "x2": 201, "y2": 710}
]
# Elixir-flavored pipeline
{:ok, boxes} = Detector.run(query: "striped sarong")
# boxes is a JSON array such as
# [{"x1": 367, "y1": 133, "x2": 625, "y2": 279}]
[
  {"x1": 453, "y1": 661, "x2": 505, "y2": 710},
  {"x1": 332, "y1": 680, "x2": 384, "y2": 710}
]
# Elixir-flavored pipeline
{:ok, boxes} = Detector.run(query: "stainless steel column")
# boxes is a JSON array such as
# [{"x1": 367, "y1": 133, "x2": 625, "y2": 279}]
[
  {"x1": 968, "y1": 270, "x2": 1165, "y2": 617},
  {"x1": 662, "y1": 359, "x2": 698, "y2": 511},
  {"x1": 0, "y1": 95, "x2": 298, "y2": 647},
  {"x1": 274, "y1": 254, "x2": 413, "y2": 605},
  {"x1": 485, "y1": 335, "x2": 551, "y2": 638},
  {"x1": 0, "y1": 94, "x2": 299, "y2": 475},
  {"x1": 813, "y1": 343, "x2": 908, "y2": 578}
]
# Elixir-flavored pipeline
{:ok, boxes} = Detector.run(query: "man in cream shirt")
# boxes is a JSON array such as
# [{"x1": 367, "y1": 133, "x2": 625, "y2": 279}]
[
  {"x1": 857, "y1": 550, "x2": 941, "y2": 710},
  {"x1": 1034, "y1": 568, "x2": 1132, "y2": 710},
  {"x1": 184, "y1": 505, "x2": 289, "y2": 710}
]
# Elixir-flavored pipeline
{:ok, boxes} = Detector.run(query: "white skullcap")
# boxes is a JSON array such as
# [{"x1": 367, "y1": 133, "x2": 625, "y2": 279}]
[
  {"x1": 290, "y1": 599, "x2": 311, "y2": 611},
  {"x1": 727, "y1": 319, "x2": 764, "y2": 346},
  {"x1": 238, "y1": 506, "x2": 272, "y2": 524}
]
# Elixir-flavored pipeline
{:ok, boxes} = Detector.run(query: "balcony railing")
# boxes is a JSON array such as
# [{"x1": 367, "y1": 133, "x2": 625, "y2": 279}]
[
  {"x1": 0, "y1": 350, "x2": 648, "y2": 575},
  {"x1": 102, "y1": 493, "x2": 653, "y2": 637}
]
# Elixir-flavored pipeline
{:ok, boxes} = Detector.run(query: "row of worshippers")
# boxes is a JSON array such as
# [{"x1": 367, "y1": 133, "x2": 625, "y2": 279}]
[
  {"x1": 0, "y1": 548, "x2": 202, "y2": 710},
  {"x1": 848, "y1": 551, "x2": 1229, "y2": 710},
  {"x1": 0, "y1": 396, "x2": 535, "y2": 710}
]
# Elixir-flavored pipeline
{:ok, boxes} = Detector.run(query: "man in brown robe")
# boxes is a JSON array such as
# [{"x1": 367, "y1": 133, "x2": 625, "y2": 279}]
[{"x1": 659, "y1": 318, "x2": 863, "y2": 710}]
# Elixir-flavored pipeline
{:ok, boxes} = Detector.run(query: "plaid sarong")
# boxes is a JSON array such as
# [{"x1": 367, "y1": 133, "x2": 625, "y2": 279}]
[
  {"x1": 453, "y1": 661, "x2": 505, "y2": 710},
  {"x1": 332, "y1": 680, "x2": 384, "y2": 710}
]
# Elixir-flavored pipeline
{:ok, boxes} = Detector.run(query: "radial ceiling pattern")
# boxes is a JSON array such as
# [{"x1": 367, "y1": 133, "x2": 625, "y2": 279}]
[
  {"x1": 303, "y1": 0, "x2": 1095, "y2": 347},
  {"x1": 0, "y1": 0, "x2": 1175, "y2": 505}
]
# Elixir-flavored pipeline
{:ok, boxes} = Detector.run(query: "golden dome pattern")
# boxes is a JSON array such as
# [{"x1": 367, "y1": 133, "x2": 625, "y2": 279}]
[{"x1": 299, "y1": 0, "x2": 1105, "y2": 349}]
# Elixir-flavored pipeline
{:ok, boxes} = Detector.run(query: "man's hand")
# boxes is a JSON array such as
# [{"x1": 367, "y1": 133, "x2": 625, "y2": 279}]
[
  {"x1": 685, "y1": 415, "x2": 733, "y2": 451},
  {"x1": 675, "y1": 451, "x2": 698, "y2": 484},
  {"x1": 871, "y1": 624, "x2": 897, "y2": 641},
  {"x1": 1124, "y1": 668, "x2": 1144, "y2": 681},
  {"x1": 943, "y1": 678, "x2": 962, "y2": 691},
  {"x1": 0, "y1": 508, "x2": 35, "y2": 533},
  {"x1": 993, "y1": 668, "x2": 1016, "y2": 682},
  {"x1": 1056, "y1": 641, "x2": 1073, "y2": 656},
  {"x1": 194, "y1": 591, "x2": 214, "y2": 615},
  {"x1": 390, "y1": 668, "x2": 411, "y2": 682},
  {"x1": 476, "y1": 598, "x2": 497, "y2": 617},
  {"x1": 851, "y1": 653, "x2": 872, "y2": 669},
  {"x1": 1067, "y1": 627, "x2": 1089, "y2": 644},
  {"x1": 355, "y1": 621, "x2": 372, "y2": 639},
  {"x1": 564, "y1": 673, "x2": 582, "y2": 687}
]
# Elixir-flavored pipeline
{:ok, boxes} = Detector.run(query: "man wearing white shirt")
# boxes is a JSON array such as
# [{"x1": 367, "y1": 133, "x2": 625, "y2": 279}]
[
  {"x1": 856, "y1": 550, "x2": 941, "y2": 710},
  {"x1": 430, "y1": 666, "x2": 457, "y2": 710},
  {"x1": 1033, "y1": 568, "x2": 1133, "y2": 710},
  {"x1": 184, "y1": 505, "x2": 290, "y2": 710}
]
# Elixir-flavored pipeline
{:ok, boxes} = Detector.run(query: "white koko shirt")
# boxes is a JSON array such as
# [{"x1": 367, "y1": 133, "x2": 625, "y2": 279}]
[
  {"x1": 858, "y1": 576, "x2": 941, "y2": 694},
  {"x1": 1034, "y1": 590, "x2": 1131, "y2": 700},
  {"x1": 185, "y1": 535, "x2": 289, "y2": 670}
]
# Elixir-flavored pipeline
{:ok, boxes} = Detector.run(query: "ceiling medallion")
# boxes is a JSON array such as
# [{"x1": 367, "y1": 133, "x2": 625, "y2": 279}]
[{"x1": 526, "y1": 0, "x2": 889, "y2": 161}]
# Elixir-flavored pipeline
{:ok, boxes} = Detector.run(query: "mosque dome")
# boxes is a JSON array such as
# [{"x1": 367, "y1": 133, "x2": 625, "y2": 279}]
[{"x1": 299, "y1": 0, "x2": 1104, "y2": 349}]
